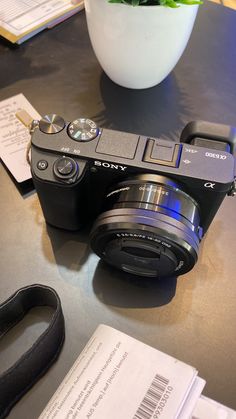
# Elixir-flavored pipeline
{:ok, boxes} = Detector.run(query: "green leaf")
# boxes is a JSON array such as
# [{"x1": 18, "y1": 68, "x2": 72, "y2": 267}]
[{"x1": 108, "y1": 0, "x2": 202, "y2": 6}]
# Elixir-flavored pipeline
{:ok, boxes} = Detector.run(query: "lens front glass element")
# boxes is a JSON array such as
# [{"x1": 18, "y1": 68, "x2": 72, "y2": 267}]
[{"x1": 90, "y1": 174, "x2": 201, "y2": 278}]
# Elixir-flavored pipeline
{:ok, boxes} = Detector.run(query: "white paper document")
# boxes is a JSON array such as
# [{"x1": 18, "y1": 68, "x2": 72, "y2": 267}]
[
  {"x1": 0, "y1": 93, "x2": 41, "y2": 183},
  {"x1": 39, "y1": 324, "x2": 205, "y2": 419},
  {"x1": 192, "y1": 396, "x2": 236, "y2": 419},
  {"x1": 178, "y1": 377, "x2": 206, "y2": 419},
  {"x1": 0, "y1": 0, "x2": 84, "y2": 43}
]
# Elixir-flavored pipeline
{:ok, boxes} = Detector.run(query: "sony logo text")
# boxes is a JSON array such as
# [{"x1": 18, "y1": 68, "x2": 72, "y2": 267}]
[{"x1": 94, "y1": 160, "x2": 127, "y2": 171}]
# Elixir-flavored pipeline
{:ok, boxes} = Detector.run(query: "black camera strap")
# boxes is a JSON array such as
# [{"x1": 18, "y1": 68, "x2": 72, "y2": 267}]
[{"x1": 0, "y1": 284, "x2": 65, "y2": 419}]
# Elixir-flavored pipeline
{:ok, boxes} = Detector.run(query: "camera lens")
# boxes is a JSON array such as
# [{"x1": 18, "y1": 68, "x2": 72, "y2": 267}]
[{"x1": 90, "y1": 174, "x2": 202, "y2": 278}]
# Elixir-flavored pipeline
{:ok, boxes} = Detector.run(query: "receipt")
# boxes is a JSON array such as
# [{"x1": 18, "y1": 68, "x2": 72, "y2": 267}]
[{"x1": 0, "y1": 93, "x2": 40, "y2": 183}]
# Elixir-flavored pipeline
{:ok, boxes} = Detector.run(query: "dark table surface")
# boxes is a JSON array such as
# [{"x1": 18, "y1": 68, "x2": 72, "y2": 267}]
[{"x1": 0, "y1": 1, "x2": 236, "y2": 417}]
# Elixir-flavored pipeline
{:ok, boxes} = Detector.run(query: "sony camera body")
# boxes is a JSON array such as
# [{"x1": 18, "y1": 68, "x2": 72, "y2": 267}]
[{"x1": 30, "y1": 116, "x2": 235, "y2": 278}]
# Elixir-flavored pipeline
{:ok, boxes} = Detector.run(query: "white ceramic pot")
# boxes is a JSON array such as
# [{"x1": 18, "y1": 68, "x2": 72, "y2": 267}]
[{"x1": 85, "y1": 0, "x2": 198, "y2": 89}]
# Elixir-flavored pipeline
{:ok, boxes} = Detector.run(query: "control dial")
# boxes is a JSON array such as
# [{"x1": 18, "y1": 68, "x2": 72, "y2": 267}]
[
  {"x1": 68, "y1": 118, "x2": 99, "y2": 142},
  {"x1": 53, "y1": 157, "x2": 78, "y2": 181},
  {"x1": 39, "y1": 114, "x2": 65, "y2": 134}
]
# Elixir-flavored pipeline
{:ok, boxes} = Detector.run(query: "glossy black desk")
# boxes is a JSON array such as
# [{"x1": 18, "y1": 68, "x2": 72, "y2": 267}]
[{"x1": 0, "y1": 2, "x2": 236, "y2": 417}]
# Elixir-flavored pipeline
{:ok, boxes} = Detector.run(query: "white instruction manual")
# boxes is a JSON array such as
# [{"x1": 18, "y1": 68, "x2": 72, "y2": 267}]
[
  {"x1": 39, "y1": 324, "x2": 205, "y2": 419},
  {"x1": 0, "y1": 93, "x2": 41, "y2": 183}
]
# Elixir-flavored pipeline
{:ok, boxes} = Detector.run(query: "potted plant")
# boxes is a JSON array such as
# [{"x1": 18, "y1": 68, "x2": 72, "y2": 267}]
[{"x1": 85, "y1": 0, "x2": 202, "y2": 89}]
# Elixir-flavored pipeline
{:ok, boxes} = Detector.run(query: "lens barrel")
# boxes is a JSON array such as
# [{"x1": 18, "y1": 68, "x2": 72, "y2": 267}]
[{"x1": 90, "y1": 174, "x2": 202, "y2": 278}]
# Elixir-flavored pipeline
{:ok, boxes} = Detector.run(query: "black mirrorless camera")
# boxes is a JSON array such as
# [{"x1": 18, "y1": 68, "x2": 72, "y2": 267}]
[{"x1": 30, "y1": 115, "x2": 236, "y2": 278}]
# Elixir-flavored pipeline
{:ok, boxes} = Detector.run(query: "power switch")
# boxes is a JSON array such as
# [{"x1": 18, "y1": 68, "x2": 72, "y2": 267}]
[{"x1": 143, "y1": 139, "x2": 182, "y2": 168}]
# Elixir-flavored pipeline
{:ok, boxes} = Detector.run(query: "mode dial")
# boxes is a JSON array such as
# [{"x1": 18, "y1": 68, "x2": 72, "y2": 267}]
[{"x1": 68, "y1": 118, "x2": 99, "y2": 142}]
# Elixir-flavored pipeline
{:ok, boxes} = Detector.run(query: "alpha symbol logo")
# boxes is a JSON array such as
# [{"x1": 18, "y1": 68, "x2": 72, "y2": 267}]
[{"x1": 204, "y1": 182, "x2": 215, "y2": 189}]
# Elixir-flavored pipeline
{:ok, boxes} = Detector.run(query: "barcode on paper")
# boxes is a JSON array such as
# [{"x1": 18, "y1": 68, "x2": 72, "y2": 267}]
[{"x1": 133, "y1": 374, "x2": 170, "y2": 419}]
